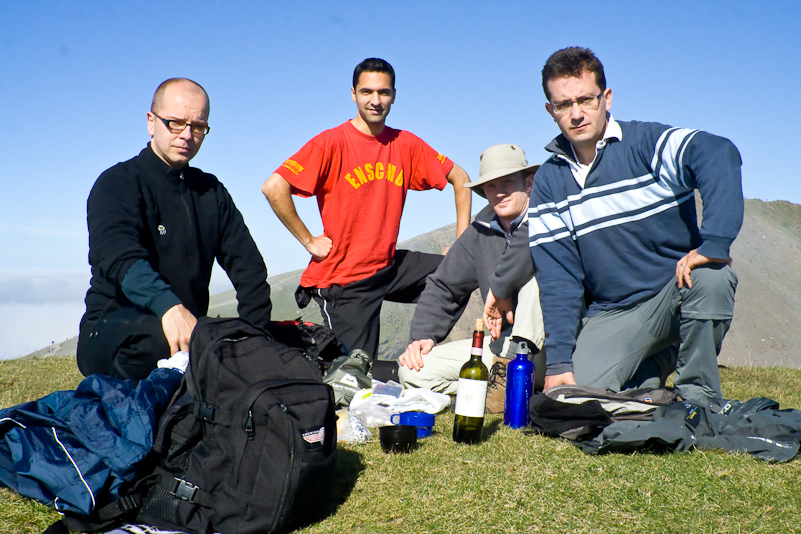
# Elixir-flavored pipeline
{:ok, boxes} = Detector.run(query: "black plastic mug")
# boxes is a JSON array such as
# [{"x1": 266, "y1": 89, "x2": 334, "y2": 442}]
[{"x1": 379, "y1": 425, "x2": 417, "y2": 453}]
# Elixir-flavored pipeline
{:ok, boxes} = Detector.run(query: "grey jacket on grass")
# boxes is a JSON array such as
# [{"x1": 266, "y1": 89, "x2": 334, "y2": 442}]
[
  {"x1": 409, "y1": 204, "x2": 532, "y2": 355},
  {"x1": 530, "y1": 386, "x2": 801, "y2": 462}
]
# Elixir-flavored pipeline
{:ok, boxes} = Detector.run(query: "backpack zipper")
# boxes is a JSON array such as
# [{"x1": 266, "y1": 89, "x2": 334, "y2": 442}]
[
  {"x1": 245, "y1": 410, "x2": 255, "y2": 440},
  {"x1": 279, "y1": 402, "x2": 300, "y2": 420},
  {"x1": 275, "y1": 408, "x2": 299, "y2": 529}
]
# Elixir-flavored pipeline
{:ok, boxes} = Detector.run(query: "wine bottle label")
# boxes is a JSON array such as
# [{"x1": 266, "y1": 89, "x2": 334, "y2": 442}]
[
  {"x1": 454, "y1": 378, "x2": 488, "y2": 417},
  {"x1": 470, "y1": 347, "x2": 483, "y2": 356}
]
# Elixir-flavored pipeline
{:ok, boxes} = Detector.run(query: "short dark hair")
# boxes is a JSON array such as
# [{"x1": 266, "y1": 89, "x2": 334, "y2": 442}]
[
  {"x1": 352, "y1": 58, "x2": 395, "y2": 89},
  {"x1": 541, "y1": 47, "x2": 606, "y2": 101},
  {"x1": 151, "y1": 78, "x2": 209, "y2": 114}
]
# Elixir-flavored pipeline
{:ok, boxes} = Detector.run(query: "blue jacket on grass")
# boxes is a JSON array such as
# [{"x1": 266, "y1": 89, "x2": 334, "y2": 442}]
[{"x1": 0, "y1": 367, "x2": 182, "y2": 516}]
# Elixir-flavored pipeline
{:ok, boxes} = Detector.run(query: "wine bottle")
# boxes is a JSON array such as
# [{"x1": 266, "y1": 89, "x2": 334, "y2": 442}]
[
  {"x1": 453, "y1": 319, "x2": 489, "y2": 444},
  {"x1": 504, "y1": 341, "x2": 535, "y2": 429}
]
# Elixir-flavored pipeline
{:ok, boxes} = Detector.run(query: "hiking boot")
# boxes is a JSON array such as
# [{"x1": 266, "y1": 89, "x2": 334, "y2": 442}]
[{"x1": 485, "y1": 354, "x2": 510, "y2": 414}]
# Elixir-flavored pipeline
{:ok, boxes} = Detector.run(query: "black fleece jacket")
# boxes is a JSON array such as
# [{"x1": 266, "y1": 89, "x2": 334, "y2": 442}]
[{"x1": 82, "y1": 144, "x2": 272, "y2": 327}]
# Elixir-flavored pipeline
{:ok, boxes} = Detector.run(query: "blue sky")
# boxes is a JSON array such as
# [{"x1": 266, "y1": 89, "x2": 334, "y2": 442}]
[{"x1": 1, "y1": 1, "x2": 799, "y2": 358}]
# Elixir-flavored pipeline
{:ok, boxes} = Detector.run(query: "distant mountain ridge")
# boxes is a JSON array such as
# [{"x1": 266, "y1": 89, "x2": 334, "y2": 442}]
[
  {"x1": 25, "y1": 198, "x2": 801, "y2": 369},
  {"x1": 207, "y1": 218, "x2": 477, "y2": 361}
]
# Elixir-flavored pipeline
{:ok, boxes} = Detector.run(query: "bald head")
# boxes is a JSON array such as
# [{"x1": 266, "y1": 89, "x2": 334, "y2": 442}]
[
  {"x1": 151, "y1": 78, "x2": 210, "y2": 116},
  {"x1": 147, "y1": 78, "x2": 210, "y2": 168}
]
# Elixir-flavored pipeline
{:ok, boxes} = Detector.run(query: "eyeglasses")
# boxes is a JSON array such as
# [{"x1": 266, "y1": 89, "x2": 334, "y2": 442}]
[
  {"x1": 550, "y1": 93, "x2": 603, "y2": 115},
  {"x1": 152, "y1": 112, "x2": 210, "y2": 136}
]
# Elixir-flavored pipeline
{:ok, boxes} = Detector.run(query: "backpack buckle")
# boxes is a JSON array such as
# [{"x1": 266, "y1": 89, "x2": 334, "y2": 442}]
[
  {"x1": 196, "y1": 402, "x2": 216, "y2": 422},
  {"x1": 172, "y1": 478, "x2": 199, "y2": 502}
]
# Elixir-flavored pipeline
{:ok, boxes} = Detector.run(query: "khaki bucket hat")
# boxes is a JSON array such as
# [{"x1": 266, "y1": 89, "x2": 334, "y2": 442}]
[{"x1": 465, "y1": 144, "x2": 539, "y2": 198}]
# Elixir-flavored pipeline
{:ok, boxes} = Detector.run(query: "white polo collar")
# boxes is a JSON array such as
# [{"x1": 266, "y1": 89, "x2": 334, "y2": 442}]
[{"x1": 567, "y1": 115, "x2": 622, "y2": 188}]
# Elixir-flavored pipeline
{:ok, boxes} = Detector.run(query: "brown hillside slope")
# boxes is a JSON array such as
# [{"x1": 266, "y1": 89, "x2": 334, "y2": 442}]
[
  {"x1": 242, "y1": 198, "x2": 801, "y2": 369},
  {"x1": 206, "y1": 198, "x2": 801, "y2": 369},
  {"x1": 722, "y1": 199, "x2": 801, "y2": 367}
]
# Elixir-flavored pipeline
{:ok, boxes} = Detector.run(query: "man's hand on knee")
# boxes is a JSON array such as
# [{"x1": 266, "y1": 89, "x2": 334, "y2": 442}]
[
  {"x1": 399, "y1": 339, "x2": 435, "y2": 371},
  {"x1": 544, "y1": 371, "x2": 576, "y2": 391},
  {"x1": 162, "y1": 304, "x2": 198, "y2": 355}
]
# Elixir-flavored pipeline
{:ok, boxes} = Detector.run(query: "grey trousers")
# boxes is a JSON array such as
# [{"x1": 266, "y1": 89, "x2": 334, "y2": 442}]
[{"x1": 572, "y1": 264, "x2": 738, "y2": 401}]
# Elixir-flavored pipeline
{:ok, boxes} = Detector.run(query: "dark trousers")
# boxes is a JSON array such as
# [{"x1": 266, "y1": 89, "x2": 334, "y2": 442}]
[
  {"x1": 299, "y1": 249, "x2": 442, "y2": 368},
  {"x1": 77, "y1": 306, "x2": 171, "y2": 381}
]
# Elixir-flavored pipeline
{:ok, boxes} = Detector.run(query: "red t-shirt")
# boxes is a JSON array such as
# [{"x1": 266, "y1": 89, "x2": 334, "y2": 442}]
[{"x1": 274, "y1": 121, "x2": 454, "y2": 287}]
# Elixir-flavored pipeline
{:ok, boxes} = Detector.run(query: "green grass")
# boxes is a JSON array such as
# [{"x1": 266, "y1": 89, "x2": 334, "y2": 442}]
[{"x1": 2, "y1": 357, "x2": 801, "y2": 533}]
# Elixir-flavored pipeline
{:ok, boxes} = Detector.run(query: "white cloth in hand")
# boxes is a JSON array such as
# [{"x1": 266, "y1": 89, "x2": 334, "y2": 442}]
[{"x1": 157, "y1": 350, "x2": 190, "y2": 374}]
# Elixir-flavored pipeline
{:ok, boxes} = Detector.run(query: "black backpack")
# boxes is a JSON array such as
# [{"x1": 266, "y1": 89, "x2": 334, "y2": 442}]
[
  {"x1": 528, "y1": 385, "x2": 681, "y2": 441},
  {"x1": 134, "y1": 316, "x2": 338, "y2": 533},
  {"x1": 267, "y1": 319, "x2": 347, "y2": 365}
]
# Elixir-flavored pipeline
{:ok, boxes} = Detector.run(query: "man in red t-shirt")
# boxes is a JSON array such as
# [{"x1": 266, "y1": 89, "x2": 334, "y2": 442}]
[{"x1": 262, "y1": 58, "x2": 471, "y2": 379}]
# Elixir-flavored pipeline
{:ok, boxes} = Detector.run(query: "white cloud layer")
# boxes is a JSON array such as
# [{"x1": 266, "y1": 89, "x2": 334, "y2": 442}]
[
  {"x1": 0, "y1": 270, "x2": 89, "y2": 359},
  {"x1": 0, "y1": 267, "x2": 234, "y2": 359},
  {"x1": 0, "y1": 301, "x2": 85, "y2": 360},
  {"x1": 0, "y1": 270, "x2": 90, "y2": 304}
]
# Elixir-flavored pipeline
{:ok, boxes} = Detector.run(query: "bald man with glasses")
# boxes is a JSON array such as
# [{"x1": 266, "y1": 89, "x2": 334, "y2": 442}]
[{"x1": 77, "y1": 78, "x2": 273, "y2": 381}]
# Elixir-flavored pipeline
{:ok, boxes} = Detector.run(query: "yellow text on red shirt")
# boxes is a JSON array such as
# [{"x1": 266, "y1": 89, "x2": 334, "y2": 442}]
[{"x1": 344, "y1": 161, "x2": 405, "y2": 189}]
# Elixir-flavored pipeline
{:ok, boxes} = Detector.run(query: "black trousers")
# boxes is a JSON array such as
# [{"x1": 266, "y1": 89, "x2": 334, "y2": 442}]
[
  {"x1": 298, "y1": 250, "x2": 442, "y2": 379},
  {"x1": 77, "y1": 306, "x2": 170, "y2": 381}
]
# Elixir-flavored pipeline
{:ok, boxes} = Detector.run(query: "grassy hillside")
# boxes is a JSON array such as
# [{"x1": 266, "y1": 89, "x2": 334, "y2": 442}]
[{"x1": 2, "y1": 356, "x2": 801, "y2": 533}]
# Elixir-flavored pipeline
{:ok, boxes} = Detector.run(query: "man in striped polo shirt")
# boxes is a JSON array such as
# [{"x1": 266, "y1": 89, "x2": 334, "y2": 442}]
[{"x1": 487, "y1": 47, "x2": 742, "y2": 402}]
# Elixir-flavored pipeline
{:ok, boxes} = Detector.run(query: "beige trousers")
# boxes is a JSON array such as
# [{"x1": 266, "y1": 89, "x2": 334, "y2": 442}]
[{"x1": 399, "y1": 277, "x2": 544, "y2": 395}]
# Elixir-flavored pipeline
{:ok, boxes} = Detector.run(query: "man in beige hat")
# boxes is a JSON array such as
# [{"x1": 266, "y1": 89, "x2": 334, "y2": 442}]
[{"x1": 398, "y1": 144, "x2": 544, "y2": 413}]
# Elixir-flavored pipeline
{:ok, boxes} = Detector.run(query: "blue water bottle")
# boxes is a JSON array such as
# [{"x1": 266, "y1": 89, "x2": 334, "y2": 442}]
[{"x1": 504, "y1": 342, "x2": 535, "y2": 429}]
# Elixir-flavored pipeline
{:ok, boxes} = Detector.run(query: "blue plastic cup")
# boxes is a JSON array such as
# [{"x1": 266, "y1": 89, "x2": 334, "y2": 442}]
[{"x1": 390, "y1": 411, "x2": 435, "y2": 437}]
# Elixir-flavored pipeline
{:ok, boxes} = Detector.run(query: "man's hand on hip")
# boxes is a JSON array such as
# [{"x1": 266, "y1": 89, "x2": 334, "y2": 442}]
[
  {"x1": 162, "y1": 304, "x2": 198, "y2": 355},
  {"x1": 306, "y1": 234, "x2": 333, "y2": 262}
]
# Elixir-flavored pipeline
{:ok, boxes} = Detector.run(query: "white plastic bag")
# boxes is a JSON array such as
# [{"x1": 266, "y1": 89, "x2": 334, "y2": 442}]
[
  {"x1": 390, "y1": 388, "x2": 451, "y2": 414},
  {"x1": 348, "y1": 384, "x2": 451, "y2": 429},
  {"x1": 335, "y1": 408, "x2": 372, "y2": 443},
  {"x1": 349, "y1": 387, "x2": 399, "y2": 427}
]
